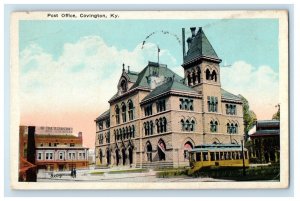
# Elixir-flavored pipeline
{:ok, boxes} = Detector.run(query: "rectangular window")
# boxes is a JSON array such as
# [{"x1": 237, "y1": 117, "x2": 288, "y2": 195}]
[
  {"x1": 59, "y1": 152, "x2": 64, "y2": 160},
  {"x1": 37, "y1": 153, "x2": 42, "y2": 160},
  {"x1": 70, "y1": 143, "x2": 75, "y2": 147}
]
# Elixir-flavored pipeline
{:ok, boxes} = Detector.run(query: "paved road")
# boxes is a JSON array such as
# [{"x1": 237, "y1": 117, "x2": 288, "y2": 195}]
[{"x1": 37, "y1": 169, "x2": 232, "y2": 182}]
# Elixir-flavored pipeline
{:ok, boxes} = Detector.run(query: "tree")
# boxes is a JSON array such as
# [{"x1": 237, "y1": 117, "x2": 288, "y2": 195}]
[
  {"x1": 272, "y1": 104, "x2": 280, "y2": 120},
  {"x1": 238, "y1": 94, "x2": 257, "y2": 141}
]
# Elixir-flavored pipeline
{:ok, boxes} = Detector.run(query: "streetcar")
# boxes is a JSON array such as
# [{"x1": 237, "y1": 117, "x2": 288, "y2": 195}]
[{"x1": 188, "y1": 144, "x2": 249, "y2": 174}]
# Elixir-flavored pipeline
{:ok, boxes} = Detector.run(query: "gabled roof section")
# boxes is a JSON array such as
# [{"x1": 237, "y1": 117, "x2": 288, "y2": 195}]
[
  {"x1": 141, "y1": 77, "x2": 198, "y2": 103},
  {"x1": 126, "y1": 70, "x2": 139, "y2": 82},
  {"x1": 95, "y1": 109, "x2": 110, "y2": 121},
  {"x1": 183, "y1": 27, "x2": 221, "y2": 66},
  {"x1": 130, "y1": 61, "x2": 184, "y2": 90},
  {"x1": 221, "y1": 88, "x2": 242, "y2": 102}
]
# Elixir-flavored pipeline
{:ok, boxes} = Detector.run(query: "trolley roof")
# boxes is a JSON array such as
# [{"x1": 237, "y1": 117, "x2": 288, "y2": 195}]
[{"x1": 189, "y1": 144, "x2": 247, "y2": 152}]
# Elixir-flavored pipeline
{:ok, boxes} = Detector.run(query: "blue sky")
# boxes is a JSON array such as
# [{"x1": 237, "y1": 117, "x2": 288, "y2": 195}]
[
  {"x1": 20, "y1": 19, "x2": 278, "y2": 71},
  {"x1": 19, "y1": 18, "x2": 279, "y2": 147}
]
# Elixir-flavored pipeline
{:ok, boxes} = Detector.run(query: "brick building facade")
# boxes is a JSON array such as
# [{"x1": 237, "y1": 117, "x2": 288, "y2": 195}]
[
  {"x1": 20, "y1": 126, "x2": 89, "y2": 171},
  {"x1": 95, "y1": 27, "x2": 244, "y2": 168}
]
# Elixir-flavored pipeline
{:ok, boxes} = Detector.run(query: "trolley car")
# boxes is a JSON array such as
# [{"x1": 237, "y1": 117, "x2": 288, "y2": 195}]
[{"x1": 188, "y1": 144, "x2": 249, "y2": 174}]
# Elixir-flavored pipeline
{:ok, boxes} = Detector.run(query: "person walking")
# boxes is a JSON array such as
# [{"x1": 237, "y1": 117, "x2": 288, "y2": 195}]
[{"x1": 74, "y1": 168, "x2": 77, "y2": 178}]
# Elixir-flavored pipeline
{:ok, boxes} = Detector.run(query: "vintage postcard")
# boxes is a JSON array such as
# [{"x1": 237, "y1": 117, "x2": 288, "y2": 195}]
[{"x1": 10, "y1": 10, "x2": 289, "y2": 189}]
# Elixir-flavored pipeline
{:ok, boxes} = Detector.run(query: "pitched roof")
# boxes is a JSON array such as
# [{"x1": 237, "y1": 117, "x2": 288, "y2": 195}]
[
  {"x1": 183, "y1": 27, "x2": 221, "y2": 65},
  {"x1": 141, "y1": 77, "x2": 198, "y2": 102},
  {"x1": 95, "y1": 109, "x2": 110, "y2": 121},
  {"x1": 130, "y1": 61, "x2": 184, "y2": 90},
  {"x1": 221, "y1": 88, "x2": 242, "y2": 102},
  {"x1": 126, "y1": 70, "x2": 139, "y2": 82}
]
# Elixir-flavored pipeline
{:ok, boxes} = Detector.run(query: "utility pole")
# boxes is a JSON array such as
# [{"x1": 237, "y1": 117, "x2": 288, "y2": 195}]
[{"x1": 241, "y1": 139, "x2": 246, "y2": 176}]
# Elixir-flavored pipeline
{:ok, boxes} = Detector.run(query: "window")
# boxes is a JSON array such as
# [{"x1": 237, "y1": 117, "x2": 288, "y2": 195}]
[
  {"x1": 227, "y1": 123, "x2": 238, "y2": 134},
  {"x1": 99, "y1": 134, "x2": 103, "y2": 144},
  {"x1": 98, "y1": 121, "x2": 103, "y2": 130},
  {"x1": 59, "y1": 152, "x2": 64, "y2": 160},
  {"x1": 210, "y1": 121, "x2": 218, "y2": 132},
  {"x1": 179, "y1": 98, "x2": 194, "y2": 111},
  {"x1": 120, "y1": 79, "x2": 127, "y2": 92},
  {"x1": 208, "y1": 96, "x2": 218, "y2": 112},
  {"x1": 144, "y1": 104, "x2": 152, "y2": 116},
  {"x1": 226, "y1": 104, "x2": 237, "y2": 115},
  {"x1": 106, "y1": 132, "x2": 110, "y2": 143},
  {"x1": 128, "y1": 100, "x2": 134, "y2": 120},
  {"x1": 70, "y1": 143, "x2": 75, "y2": 147},
  {"x1": 46, "y1": 153, "x2": 53, "y2": 160},
  {"x1": 181, "y1": 119, "x2": 196, "y2": 132},
  {"x1": 115, "y1": 105, "x2": 120, "y2": 124},
  {"x1": 155, "y1": 118, "x2": 167, "y2": 133},
  {"x1": 121, "y1": 103, "x2": 127, "y2": 123},
  {"x1": 37, "y1": 153, "x2": 42, "y2": 160},
  {"x1": 105, "y1": 120, "x2": 110, "y2": 128},
  {"x1": 68, "y1": 152, "x2": 75, "y2": 160},
  {"x1": 156, "y1": 99, "x2": 166, "y2": 112}
]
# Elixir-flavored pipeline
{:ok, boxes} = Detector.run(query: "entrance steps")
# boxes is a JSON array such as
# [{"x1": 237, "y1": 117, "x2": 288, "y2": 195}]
[{"x1": 136, "y1": 161, "x2": 174, "y2": 169}]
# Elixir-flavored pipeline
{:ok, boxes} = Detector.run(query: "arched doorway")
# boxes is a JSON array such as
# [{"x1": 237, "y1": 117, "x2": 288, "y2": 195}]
[
  {"x1": 146, "y1": 141, "x2": 152, "y2": 162},
  {"x1": 183, "y1": 141, "x2": 193, "y2": 159},
  {"x1": 122, "y1": 148, "x2": 126, "y2": 165},
  {"x1": 158, "y1": 139, "x2": 166, "y2": 161},
  {"x1": 128, "y1": 147, "x2": 133, "y2": 165},
  {"x1": 115, "y1": 149, "x2": 120, "y2": 166},
  {"x1": 106, "y1": 149, "x2": 110, "y2": 165},
  {"x1": 99, "y1": 149, "x2": 103, "y2": 164}
]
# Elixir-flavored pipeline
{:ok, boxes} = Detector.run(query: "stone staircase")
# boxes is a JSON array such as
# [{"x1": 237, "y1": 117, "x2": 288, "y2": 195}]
[{"x1": 136, "y1": 161, "x2": 174, "y2": 169}]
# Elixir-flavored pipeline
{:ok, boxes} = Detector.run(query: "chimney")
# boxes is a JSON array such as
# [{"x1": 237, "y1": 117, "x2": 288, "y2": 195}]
[
  {"x1": 78, "y1": 132, "x2": 82, "y2": 139},
  {"x1": 190, "y1": 27, "x2": 196, "y2": 37},
  {"x1": 122, "y1": 63, "x2": 125, "y2": 73},
  {"x1": 128, "y1": 66, "x2": 130, "y2": 73},
  {"x1": 182, "y1": 28, "x2": 186, "y2": 61}
]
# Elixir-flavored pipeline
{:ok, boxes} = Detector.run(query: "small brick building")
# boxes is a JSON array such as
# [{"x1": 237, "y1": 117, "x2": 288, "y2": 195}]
[{"x1": 20, "y1": 126, "x2": 89, "y2": 171}]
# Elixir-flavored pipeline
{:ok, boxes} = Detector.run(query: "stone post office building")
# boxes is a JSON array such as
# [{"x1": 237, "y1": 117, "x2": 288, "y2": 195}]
[{"x1": 95, "y1": 27, "x2": 244, "y2": 168}]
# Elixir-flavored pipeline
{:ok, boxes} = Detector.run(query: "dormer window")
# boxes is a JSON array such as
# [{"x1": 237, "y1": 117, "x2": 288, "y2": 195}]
[{"x1": 120, "y1": 79, "x2": 127, "y2": 93}]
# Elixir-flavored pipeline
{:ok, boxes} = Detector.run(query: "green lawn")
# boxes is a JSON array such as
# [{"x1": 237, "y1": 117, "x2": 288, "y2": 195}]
[{"x1": 107, "y1": 169, "x2": 148, "y2": 174}]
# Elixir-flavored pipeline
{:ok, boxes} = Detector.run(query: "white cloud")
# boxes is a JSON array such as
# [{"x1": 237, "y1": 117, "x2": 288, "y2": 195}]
[
  {"x1": 19, "y1": 35, "x2": 178, "y2": 115},
  {"x1": 221, "y1": 61, "x2": 279, "y2": 120}
]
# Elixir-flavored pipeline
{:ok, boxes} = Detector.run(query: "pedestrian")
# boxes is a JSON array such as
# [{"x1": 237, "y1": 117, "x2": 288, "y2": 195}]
[
  {"x1": 71, "y1": 168, "x2": 74, "y2": 178},
  {"x1": 74, "y1": 168, "x2": 77, "y2": 178}
]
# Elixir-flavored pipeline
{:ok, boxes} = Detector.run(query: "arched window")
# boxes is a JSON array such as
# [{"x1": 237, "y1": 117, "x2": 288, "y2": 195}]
[
  {"x1": 181, "y1": 119, "x2": 185, "y2": 131},
  {"x1": 159, "y1": 118, "x2": 163, "y2": 133},
  {"x1": 128, "y1": 100, "x2": 134, "y2": 121},
  {"x1": 187, "y1": 73, "x2": 191, "y2": 86},
  {"x1": 121, "y1": 103, "x2": 126, "y2": 123},
  {"x1": 125, "y1": 127, "x2": 129, "y2": 139},
  {"x1": 132, "y1": 125, "x2": 135, "y2": 138},
  {"x1": 163, "y1": 117, "x2": 167, "y2": 132},
  {"x1": 211, "y1": 70, "x2": 217, "y2": 82},
  {"x1": 150, "y1": 121, "x2": 153, "y2": 135},
  {"x1": 190, "y1": 100, "x2": 194, "y2": 110},
  {"x1": 206, "y1": 69, "x2": 210, "y2": 80},
  {"x1": 191, "y1": 120, "x2": 195, "y2": 131},
  {"x1": 121, "y1": 79, "x2": 127, "y2": 92},
  {"x1": 235, "y1": 124, "x2": 238, "y2": 134},
  {"x1": 129, "y1": 126, "x2": 132, "y2": 138},
  {"x1": 197, "y1": 68, "x2": 201, "y2": 83},
  {"x1": 115, "y1": 105, "x2": 120, "y2": 124},
  {"x1": 227, "y1": 123, "x2": 230, "y2": 133},
  {"x1": 122, "y1": 128, "x2": 126, "y2": 139},
  {"x1": 192, "y1": 71, "x2": 196, "y2": 85},
  {"x1": 210, "y1": 121, "x2": 218, "y2": 132},
  {"x1": 144, "y1": 122, "x2": 147, "y2": 136},
  {"x1": 185, "y1": 120, "x2": 190, "y2": 131},
  {"x1": 119, "y1": 128, "x2": 123, "y2": 140},
  {"x1": 147, "y1": 121, "x2": 150, "y2": 135},
  {"x1": 156, "y1": 119, "x2": 160, "y2": 133}
]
